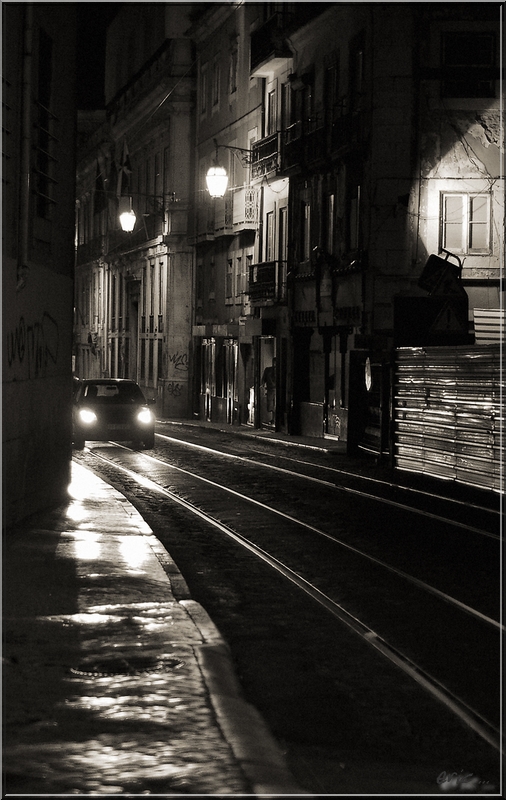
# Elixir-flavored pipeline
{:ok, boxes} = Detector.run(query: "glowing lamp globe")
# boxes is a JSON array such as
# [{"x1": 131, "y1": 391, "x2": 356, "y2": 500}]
[
  {"x1": 206, "y1": 166, "x2": 228, "y2": 198},
  {"x1": 118, "y1": 196, "x2": 137, "y2": 232}
]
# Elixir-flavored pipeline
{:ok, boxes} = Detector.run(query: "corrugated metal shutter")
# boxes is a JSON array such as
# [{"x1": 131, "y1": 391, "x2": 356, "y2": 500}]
[
  {"x1": 473, "y1": 308, "x2": 504, "y2": 344},
  {"x1": 394, "y1": 345, "x2": 503, "y2": 492}
]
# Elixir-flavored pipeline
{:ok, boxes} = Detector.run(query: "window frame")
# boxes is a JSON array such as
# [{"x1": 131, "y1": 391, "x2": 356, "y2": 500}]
[
  {"x1": 440, "y1": 192, "x2": 491, "y2": 255},
  {"x1": 200, "y1": 63, "x2": 208, "y2": 115},
  {"x1": 212, "y1": 57, "x2": 221, "y2": 109}
]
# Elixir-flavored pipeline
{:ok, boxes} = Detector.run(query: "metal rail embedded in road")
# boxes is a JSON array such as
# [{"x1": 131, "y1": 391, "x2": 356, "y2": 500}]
[
  {"x1": 156, "y1": 432, "x2": 501, "y2": 540},
  {"x1": 83, "y1": 445, "x2": 502, "y2": 755}
]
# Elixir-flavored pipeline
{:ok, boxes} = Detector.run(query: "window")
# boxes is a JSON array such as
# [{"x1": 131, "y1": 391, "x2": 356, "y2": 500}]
[
  {"x1": 124, "y1": 338, "x2": 130, "y2": 379},
  {"x1": 349, "y1": 33, "x2": 364, "y2": 112},
  {"x1": 111, "y1": 274, "x2": 117, "y2": 330},
  {"x1": 442, "y1": 33, "x2": 495, "y2": 98},
  {"x1": 148, "y1": 339, "x2": 154, "y2": 383},
  {"x1": 208, "y1": 261, "x2": 216, "y2": 300},
  {"x1": 441, "y1": 193, "x2": 491, "y2": 254},
  {"x1": 200, "y1": 64, "x2": 208, "y2": 114},
  {"x1": 149, "y1": 261, "x2": 155, "y2": 317},
  {"x1": 325, "y1": 56, "x2": 340, "y2": 117},
  {"x1": 300, "y1": 201, "x2": 311, "y2": 261},
  {"x1": 266, "y1": 211, "x2": 275, "y2": 261},
  {"x1": 278, "y1": 206, "x2": 288, "y2": 264},
  {"x1": 246, "y1": 254, "x2": 253, "y2": 293},
  {"x1": 229, "y1": 45, "x2": 238, "y2": 95},
  {"x1": 326, "y1": 194, "x2": 335, "y2": 254},
  {"x1": 293, "y1": 81, "x2": 313, "y2": 128},
  {"x1": 267, "y1": 90, "x2": 276, "y2": 135},
  {"x1": 140, "y1": 341, "x2": 145, "y2": 381},
  {"x1": 280, "y1": 82, "x2": 291, "y2": 131},
  {"x1": 226, "y1": 259, "x2": 233, "y2": 301},
  {"x1": 145, "y1": 157, "x2": 152, "y2": 214},
  {"x1": 157, "y1": 339, "x2": 163, "y2": 380},
  {"x1": 196, "y1": 262, "x2": 203, "y2": 308},
  {"x1": 212, "y1": 59, "x2": 220, "y2": 108},
  {"x1": 158, "y1": 261, "x2": 164, "y2": 323},
  {"x1": 154, "y1": 152, "x2": 162, "y2": 203},
  {"x1": 348, "y1": 186, "x2": 361, "y2": 251}
]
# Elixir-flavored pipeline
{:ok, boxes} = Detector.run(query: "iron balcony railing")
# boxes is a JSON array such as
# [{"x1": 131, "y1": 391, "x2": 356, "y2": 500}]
[
  {"x1": 251, "y1": 133, "x2": 281, "y2": 180},
  {"x1": 248, "y1": 260, "x2": 287, "y2": 305},
  {"x1": 282, "y1": 113, "x2": 326, "y2": 171},
  {"x1": 76, "y1": 234, "x2": 107, "y2": 266}
]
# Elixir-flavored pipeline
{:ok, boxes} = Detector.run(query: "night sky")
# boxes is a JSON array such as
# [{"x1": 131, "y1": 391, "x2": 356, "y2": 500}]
[{"x1": 76, "y1": 2, "x2": 123, "y2": 109}]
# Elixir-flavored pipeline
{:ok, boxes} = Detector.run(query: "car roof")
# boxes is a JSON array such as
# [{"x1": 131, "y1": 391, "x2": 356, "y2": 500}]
[{"x1": 80, "y1": 379, "x2": 139, "y2": 385}]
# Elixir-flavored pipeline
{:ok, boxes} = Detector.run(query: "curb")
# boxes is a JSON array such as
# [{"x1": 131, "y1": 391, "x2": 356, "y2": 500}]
[{"x1": 86, "y1": 466, "x2": 306, "y2": 795}]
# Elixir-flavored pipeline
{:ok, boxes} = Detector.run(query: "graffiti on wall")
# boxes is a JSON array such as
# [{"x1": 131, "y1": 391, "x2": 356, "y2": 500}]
[
  {"x1": 166, "y1": 382, "x2": 183, "y2": 397},
  {"x1": 167, "y1": 350, "x2": 188, "y2": 372},
  {"x1": 6, "y1": 312, "x2": 59, "y2": 377}
]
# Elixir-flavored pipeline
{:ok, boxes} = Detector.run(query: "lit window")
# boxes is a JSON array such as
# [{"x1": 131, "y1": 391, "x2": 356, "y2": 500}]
[{"x1": 441, "y1": 193, "x2": 491, "y2": 254}]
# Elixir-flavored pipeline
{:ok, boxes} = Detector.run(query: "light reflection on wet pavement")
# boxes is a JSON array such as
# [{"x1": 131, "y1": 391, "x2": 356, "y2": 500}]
[
  {"x1": 4, "y1": 597, "x2": 250, "y2": 794},
  {"x1": 6, "y1": 734, "x2": 246, "y2": 794},
  {"x1": 3, "y1": 462, "x2": 299, "y2": 795}
]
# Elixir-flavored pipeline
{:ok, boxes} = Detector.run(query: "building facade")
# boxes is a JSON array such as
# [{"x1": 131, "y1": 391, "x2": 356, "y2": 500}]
[
  {"x1": 189, "y1": 2, "x2": 503, "y2": 452},
  {"x1": 74, "y1": 3, "x2": 195, "y2": 418},
  {"x1": 3, "y1": 3, "x2": 77, "y2": 526},
  {"x1": 190, "y1": 3, "x2": 330, "y2": 431},
  {"x1": 74, "y1": 2, "x2": 503, "y2": 469}
]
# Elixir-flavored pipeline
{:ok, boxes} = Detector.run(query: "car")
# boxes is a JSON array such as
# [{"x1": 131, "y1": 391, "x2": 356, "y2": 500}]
[{"x1": 73, "y1": 378, "x2": 156, "y2": 450}]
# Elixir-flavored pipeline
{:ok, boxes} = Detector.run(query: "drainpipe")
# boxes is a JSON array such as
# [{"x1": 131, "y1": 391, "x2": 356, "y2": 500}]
[{"x1": 18, "y1": 3, "x2": 34, "y2": 291}]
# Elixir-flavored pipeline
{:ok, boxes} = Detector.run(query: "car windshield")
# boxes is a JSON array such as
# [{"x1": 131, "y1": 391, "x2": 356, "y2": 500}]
[{"x1": 82, "y1": 383, "x2": 146, "y2": 404}]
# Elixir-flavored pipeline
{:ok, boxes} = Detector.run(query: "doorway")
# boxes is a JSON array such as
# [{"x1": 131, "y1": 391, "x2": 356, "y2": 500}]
[{"x1": 259, "y1": 336, "x2": 276, "y2": 428}]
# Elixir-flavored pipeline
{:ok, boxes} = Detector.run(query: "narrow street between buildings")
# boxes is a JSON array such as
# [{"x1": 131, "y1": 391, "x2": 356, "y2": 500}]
[{"x1": 72, "y1": 421, "x2": 501, "y2": 794}]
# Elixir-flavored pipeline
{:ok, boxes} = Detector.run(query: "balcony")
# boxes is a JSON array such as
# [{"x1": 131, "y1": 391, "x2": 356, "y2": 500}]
[
  {"x1": 232, "y1": 187, "x2": 259, "y2": 230},
  {"x1": 195, "y1": 188, "x2": 259, "y2": 241},
  {"x1": 251, "y1": 133, "x2": 282, "y2": 181},
  {"x1": 330, "y1": 105, "x2": 368, "y2": 153},
  {"x1": 249, "y1": 260, "x2": 287, "y2": 305},
  {"x1": 250, "y1": 12, "x2": 293, "y2": 77},
  {"x1": 282, "y1": 114, "x2": 326, "y2": 172},
  {"x1": 76, "y1": 234, "x2": 106, "y2": 266},
  {"x1": 213, "y1": 195, "x2": 234, "y2": 235}
]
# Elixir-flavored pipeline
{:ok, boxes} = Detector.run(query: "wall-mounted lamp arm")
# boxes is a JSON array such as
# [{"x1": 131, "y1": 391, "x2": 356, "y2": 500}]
[{"x1": 213, "y1": 138, "x2": 252, "y2": 166}]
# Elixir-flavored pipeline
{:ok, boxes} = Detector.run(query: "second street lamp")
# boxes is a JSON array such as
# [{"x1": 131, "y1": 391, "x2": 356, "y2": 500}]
[{"x1": 118, "y1": 196, "x2": 137, "y2": 232}]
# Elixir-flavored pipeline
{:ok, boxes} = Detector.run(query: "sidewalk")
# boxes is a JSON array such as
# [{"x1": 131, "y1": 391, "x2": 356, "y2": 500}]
[{"x1": 3, "y1": 461, "x2": 305, "y2": 796}]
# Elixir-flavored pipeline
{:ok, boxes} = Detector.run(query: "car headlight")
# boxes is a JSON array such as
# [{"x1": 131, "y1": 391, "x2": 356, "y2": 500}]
[
  {"x1": 78, "y1": 408, "x2": 97, "y2": 424},
  {"x1": 136, "y1": 408, "x2": 153, "y2": 425}
]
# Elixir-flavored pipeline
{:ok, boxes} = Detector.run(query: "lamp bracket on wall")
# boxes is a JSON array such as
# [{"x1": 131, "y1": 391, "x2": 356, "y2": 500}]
[{"x1": 213, "y1": 138, "x2": 252, "y2": 166}]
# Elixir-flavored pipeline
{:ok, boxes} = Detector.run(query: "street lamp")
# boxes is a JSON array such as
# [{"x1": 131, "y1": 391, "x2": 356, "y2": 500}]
[
  {"x1": 206, "y1": 166, "x2": 229, "y2": 198},
  {"x1": 205, "y1": 139, "x2": 252, "y2": 199},
  {"x1": 118, "y1": 193, "x2": 174, "y2": 233},
  {"x1": 118, "y1": 196, "x2": 136, "y2": 232}
]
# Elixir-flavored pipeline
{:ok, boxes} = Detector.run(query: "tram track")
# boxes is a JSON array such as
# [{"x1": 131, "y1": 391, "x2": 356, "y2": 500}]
[
  {"x1": 81, "y1": 441, "x2": 502, "y2": 754},
  {"x1": 155, "y1": 430, "x2": 501, "y2": 540}
]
